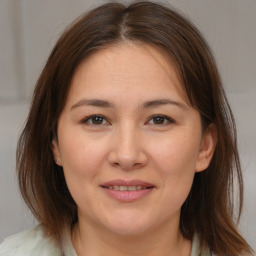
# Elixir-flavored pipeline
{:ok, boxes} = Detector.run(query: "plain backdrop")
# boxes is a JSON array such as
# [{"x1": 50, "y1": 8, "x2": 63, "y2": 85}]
[{"x1": 0, "y1": 0, "x2": 255, "y2": 251}]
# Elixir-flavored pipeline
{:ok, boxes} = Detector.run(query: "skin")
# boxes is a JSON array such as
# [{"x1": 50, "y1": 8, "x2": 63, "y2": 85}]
[{"x1": 52, "y1": 42, "x2": 217, "y2": 256}]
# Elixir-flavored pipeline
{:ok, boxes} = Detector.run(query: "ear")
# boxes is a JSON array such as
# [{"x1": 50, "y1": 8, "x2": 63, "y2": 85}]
[
  {"x1": 195, "y1": 123, "x2": 218, "y2": 173},
  {"x1": 52, "y1": 138, "x2": 62, "y2": 166}
]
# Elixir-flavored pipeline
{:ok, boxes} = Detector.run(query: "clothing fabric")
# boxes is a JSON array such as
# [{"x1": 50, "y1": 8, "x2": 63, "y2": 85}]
[{"x1": 0, "y1": 225, "x2": 211, "y2": 256}]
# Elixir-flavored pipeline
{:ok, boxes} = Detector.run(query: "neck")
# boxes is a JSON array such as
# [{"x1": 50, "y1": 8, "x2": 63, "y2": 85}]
[{"x1": 72, "y1": 218, "x2": 191, "y2": 256}]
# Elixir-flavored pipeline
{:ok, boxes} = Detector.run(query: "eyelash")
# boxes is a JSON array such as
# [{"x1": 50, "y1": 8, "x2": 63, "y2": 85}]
[
  {"x1": 147, "y1": 115, "x2": 175, "y2": 125},
  {"x1": 81, "y1": 115, "x2": 109, "y2": 125},
  {"x1": 80, "y1": 114, "x2": 175, "y2": 126}
]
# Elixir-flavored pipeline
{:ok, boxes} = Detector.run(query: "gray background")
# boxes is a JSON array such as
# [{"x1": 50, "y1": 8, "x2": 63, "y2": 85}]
[{"x1": 0, "y1": 0, "x2": 255, "y2": 250}]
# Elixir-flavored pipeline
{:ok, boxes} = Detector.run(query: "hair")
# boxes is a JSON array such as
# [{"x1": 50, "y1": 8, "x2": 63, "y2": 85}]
[{"x1": 17, "y1": 1, "x2": 253, "y2": 255}]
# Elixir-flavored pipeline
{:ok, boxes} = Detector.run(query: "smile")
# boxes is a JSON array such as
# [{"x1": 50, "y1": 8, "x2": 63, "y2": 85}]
[
  {"x1": 100, "y1": 180, "x2": 155, "y2": 202},
  {"x1": 103, "y1": 185, "x2": 152, "y2": 191}
]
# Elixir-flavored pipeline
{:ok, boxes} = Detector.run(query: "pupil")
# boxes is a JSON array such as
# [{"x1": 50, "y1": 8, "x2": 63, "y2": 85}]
[
  {"x1": 154, "y1": 116, "x2": 164, "y2": 124},
  {"x1": 92, "y1": 116, "x2": 103, "y2": 124}
]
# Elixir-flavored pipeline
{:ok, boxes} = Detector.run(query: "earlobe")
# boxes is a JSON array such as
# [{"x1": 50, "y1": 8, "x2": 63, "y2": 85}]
[
  {"x1": 52, "y1": 139, "x2": 62, "y2": 166},
  {"x1": 195, "y1": 123, "x2": 218, "y2": 172}
]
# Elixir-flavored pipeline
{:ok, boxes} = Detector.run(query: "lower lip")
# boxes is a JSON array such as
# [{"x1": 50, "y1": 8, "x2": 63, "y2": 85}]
[{"x1": 102, "y1": 187, "x2": 154, "y2": 202}]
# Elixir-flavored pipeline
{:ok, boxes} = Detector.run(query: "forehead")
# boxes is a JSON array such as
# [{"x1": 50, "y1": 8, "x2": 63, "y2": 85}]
[{"x1": 66, "y1": 42, "x2": 188, "y2": 106}]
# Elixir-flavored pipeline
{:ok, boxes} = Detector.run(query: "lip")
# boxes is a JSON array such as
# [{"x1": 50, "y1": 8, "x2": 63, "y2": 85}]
[
  {"x1": 101, "y1": 179, "x2": 155, "y2": 187},
  {"x1": 100, "y1": 179, "x2": 155, "y2": 202}
]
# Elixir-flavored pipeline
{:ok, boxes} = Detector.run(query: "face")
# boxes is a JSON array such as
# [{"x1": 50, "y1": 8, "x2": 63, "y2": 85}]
[{"x1": 52, "y1": 42, "x2": 216, "y2": 236}]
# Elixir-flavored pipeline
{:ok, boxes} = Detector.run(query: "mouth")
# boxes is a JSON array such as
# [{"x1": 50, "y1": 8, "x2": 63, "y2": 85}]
[
  {"x1": 101, "y1": 185, "x2": 154, "y2": 191},
  {"x1": 100, "y1": 180, "x2": 155, "y2": 202}
]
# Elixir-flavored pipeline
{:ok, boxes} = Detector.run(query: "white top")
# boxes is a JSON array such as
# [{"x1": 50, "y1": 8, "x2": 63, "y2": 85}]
[{"x1": 0, "y1": 225, "x2": 211, "y2": 256}]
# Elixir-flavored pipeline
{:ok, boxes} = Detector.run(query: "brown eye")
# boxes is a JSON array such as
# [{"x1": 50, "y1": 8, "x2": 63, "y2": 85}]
[
  {"x1": 153, "y1": 116, "x2": 165, "y2": 124},
  {"x1": 82, "y1": 115, "x2": 108, "y2": 125},
  {"x1": 91, "y1": 116, "x2": 104, "y2": 125},
  {"x1": 148, "y1": 115, "x2": 173, "y2": 125}
]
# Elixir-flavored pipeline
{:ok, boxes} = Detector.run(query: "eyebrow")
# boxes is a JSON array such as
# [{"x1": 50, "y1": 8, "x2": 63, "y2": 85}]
[
  {"x1": 71, "y1": 99, "x2": 114, "y2": 110},
  {"x1": 142, "y1": 98, "x2": 188, "y2": 110},
  {"x1": 71, "y1": 98, "x2": 188, "y2": 111}
]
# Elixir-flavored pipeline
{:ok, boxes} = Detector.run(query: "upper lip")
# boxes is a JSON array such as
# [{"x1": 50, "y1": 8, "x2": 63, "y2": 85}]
[{"x1": 100, "y1": 179, "x2": 155, "y2": 188}]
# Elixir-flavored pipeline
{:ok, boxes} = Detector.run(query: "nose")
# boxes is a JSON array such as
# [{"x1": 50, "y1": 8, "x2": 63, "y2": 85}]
[{"x1": 107, "y1": 124, "x2": 148, "y2": 170}]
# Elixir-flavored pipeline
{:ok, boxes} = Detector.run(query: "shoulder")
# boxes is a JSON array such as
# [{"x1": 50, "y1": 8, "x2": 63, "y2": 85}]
[
  {"x1": 0, "y1": 225, "x2": 61, "y2": 256},
  {"x1": 191, "y1": 233, "x2": 212, "y2": 256}
]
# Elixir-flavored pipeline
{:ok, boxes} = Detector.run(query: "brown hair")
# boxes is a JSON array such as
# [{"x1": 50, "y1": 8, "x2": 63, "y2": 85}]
[{"x1": 17, "y1": 1, "x2": 253, "y2": 255}]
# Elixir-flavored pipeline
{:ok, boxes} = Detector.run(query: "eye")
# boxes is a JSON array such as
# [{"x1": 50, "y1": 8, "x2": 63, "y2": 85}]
[
  {"x1": 81, "y1": 115, "x2": 109, "y2": 125},
  {"x1": 147, "y1": 115, "x2": 174, "y2": 125}
]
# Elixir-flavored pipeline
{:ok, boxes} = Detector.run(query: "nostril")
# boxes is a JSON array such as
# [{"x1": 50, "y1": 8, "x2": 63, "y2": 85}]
[{"x1": 107, "y1": 147, "x2": 148, "y2": 170}]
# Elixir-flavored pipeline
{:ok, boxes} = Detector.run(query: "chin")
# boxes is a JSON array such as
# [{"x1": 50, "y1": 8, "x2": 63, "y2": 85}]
[
  {"x1": 103, "y1": 213, "x2": 153, "y2": 236},
  {"x1": 108, "y1": 223, "x2": 150, "y2": 236}
]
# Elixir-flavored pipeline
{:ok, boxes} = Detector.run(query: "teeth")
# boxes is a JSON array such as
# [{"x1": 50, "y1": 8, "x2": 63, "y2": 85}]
[
  {"x1": 106, "y1": 185, "x2": 148, "y2": 191},
  {"x1": 120, "y1": 186, "x2": 127, "y2": 191}
]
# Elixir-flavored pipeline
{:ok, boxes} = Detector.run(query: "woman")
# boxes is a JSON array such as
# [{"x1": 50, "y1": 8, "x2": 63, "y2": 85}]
[{"x1": 0, "y1": 1, "x2": 253, "y2": 255}]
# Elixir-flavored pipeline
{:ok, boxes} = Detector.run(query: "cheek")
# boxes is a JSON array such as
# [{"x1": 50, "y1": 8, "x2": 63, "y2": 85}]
[
  {"x1": 150, "y1": 132, "x2": 201, "y2": 173},
  {"x1": 58, "y1": 135, "x2": 110, "y2": 214},
  {"x1": 60, "y1": 129, "x2": 106, "y2": 165},
  {"x1": 149, "y1": 133, "x2": 200, "y2": 207},
  {"x1": 58, "y1": 132, "x2": 109, "y2": 191}
]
